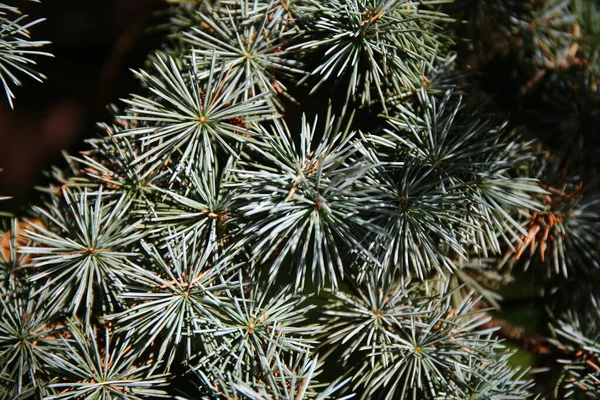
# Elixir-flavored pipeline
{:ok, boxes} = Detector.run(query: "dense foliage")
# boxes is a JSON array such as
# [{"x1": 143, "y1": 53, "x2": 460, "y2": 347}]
[{"x1": 1, "y1": 0, "x2": 600, "y2": 399}]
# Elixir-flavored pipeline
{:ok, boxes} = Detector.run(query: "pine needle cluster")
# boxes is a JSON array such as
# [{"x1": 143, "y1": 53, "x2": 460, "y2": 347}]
[
  {"x1": 0, "y1": 0, "x2": 50, "y2": 108},
  {"x1": 2, "y1": 0, "x2": 600, "y2": 399}
]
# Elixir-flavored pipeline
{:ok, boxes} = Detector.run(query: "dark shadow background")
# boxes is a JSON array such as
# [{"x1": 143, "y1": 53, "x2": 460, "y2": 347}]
[{"x1": 0, "y1": 0, "x2": 168, "y2": 211}]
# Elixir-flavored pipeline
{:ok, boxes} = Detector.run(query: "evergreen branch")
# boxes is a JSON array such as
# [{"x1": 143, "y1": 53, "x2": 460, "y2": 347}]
[
  {"x1": 76, "y1": 121, "x2": 170, "y2": 199},
  {"x1": 195, "y1": 282, "x2": 317, "y2": 379},
  {"x1": 386, "y1": 92, "x2": 544, "y2": 249},
  {"x1": 572, "y1": 0, "x2": 600, "y2": 77},
  {"x1": 513, "y1": 0, "x2": 576, "y2": 69},
  {"x1": 21, "y1": 187, "x2": 145, "y2": 324},
  {"x1": 294, "y1": 0, "x2": 451, "y2": 108},
  {"x1": 182, "y1": 0, "x2": 304, "y2": 108},
  {"x1": 333, "y1": 291, "x2": 516, "y2": 399},
  {"x1": 361, "y1": 91, "x2": 543, "y2": 280},
  {"x1": 450, "y1": 259, "x2": 507, "y2": 309},
  {"x1": 0, "y1": 2, "x2": 51, "y2": 108},
  {"x1": 433, "y1": 349, "x2": 533, "y2": 399},
  {"x1": 551, "y1": 301, "x2": 600, "y2": 398},
  {"x1": 365, "y1": 159, "x2": 467, "y2": 280},
  {"x1": 108, "y1": 234, "x2": 235, "y2": 370},
  {"x1": 2, "y1": 0, "x2": 599, "y2": 398},
  {"x1": 117, "y1": 53, "x2": 276, "y2": 180},
  {"x1": 0, "y1": 290, "x2": 63, "y2": 396},
  {"x1": 386, "y1": 52, "x2": 461, "y2": 104},
  {"x1": 508, "y1": 157, "x2": 600, "y2": 280},
  {"x1": 234, "y1": 353, "x2": 353, "y2": 400},
  {"x1": 232, "y1": 113, "x2": 379, "y2": 290},
  {"x1": 148, "y1": 156, "x2": 234, "y2": 253},
  {"x1": 45, "y1": 320, "x2": 170, "y2": 399},
  {"x1": 197, "y1": 350, "x2": 354, "y2": 399},
  {"x1": 319, "y1": 277, "x2": 426, "y2": 370}
]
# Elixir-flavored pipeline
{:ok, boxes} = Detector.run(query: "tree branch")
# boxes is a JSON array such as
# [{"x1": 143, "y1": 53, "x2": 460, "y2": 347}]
[{"x1": 482, "y1": 312, "x2": 570, "y2": 356}]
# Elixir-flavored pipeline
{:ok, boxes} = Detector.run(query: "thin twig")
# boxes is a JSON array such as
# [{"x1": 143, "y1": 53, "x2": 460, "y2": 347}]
[{"x1": 481, "y1": 312, "x2": 569, "y2": 356}]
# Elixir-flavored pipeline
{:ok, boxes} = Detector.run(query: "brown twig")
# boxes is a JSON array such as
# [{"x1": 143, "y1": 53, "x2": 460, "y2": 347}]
[
  {"x1": 481, "y1": 312, "x2": 569, "y2": 356},
  {"x1": 361, "y1": 9, "x2": 384, "y2": 25}
]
